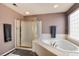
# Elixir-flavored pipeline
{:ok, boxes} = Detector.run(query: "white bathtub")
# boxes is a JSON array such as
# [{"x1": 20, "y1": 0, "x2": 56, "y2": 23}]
[{"x1": 41, "y1": 39, "x2": 79, "y2": 56}]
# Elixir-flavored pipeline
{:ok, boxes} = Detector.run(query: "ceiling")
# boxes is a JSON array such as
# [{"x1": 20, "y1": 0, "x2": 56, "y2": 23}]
[{"x1": 3, "y1": 3, "x2": 74, "y2": 16}]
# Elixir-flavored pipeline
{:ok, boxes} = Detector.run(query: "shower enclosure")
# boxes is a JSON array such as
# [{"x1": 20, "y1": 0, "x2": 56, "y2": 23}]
[{"x1": 15, "y1": 18, "x2": 42, "y2": 48}]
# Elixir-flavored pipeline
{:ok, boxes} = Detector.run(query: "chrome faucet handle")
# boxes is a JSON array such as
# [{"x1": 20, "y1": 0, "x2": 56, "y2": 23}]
[
  {"x1": 53, "y1": 41, "x2": 57, "y2": 47},
  {"x1": 53, "y1": 42, "x2": 56, "y2": 46}
]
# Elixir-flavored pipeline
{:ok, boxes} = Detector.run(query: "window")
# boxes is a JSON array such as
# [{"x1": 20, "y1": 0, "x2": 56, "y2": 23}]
[{"x1": 69, "y1": 9, "x2": 79, "y2": 40}]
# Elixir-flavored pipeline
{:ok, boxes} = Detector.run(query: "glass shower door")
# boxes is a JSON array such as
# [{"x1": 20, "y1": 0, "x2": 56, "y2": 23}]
[{"x1": 21, "y1": 21, "x2": 35, "y2": 48}]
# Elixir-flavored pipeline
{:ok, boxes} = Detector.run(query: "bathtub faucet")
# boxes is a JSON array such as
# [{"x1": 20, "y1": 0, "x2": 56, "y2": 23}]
[
  {"x1": 50, "y1": 41, "x2": 57, "y2": 47},
  {"x1": 53, "y1": 42, "x2": 56, "y2": 47},
  {"x1": 53, "y1": 42, "x2": 56, "y2": 46}
]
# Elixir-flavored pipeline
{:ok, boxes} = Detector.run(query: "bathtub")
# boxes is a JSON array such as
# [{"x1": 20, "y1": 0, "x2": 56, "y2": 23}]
[
  {"x1": 32, "y1": 34, "x2": 79, "y2": 56},
  {"x1": 41, "y1": 39, "x2": 79, "y2": 56}
]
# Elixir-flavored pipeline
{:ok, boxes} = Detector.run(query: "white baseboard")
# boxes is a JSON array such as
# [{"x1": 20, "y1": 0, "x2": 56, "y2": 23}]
[{"x1": 1, "y1": 48, "x2": 15, "y2": 56}]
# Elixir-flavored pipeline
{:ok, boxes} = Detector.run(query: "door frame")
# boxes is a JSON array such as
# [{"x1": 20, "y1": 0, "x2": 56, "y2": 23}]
[
  {"x1": 15, "y1": 19, "x2": 21, "y2": 48},
  {"x1": 15, "y1": 19, "x2": 34, "y2": 48},
  {"x1": 15, "y1": 19, "x2": 42, "y2": 48},
  {"x1": 15, "y1": 19, "x2": 17, "y2": 48}
]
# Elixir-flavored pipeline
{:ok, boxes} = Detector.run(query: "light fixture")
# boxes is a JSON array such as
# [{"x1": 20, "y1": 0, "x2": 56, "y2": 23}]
[
  {"x1": 53, "y1": 4, "x2": 59, "y2": 8},
  {"x1": 25, "y1": 11, "x2": 30, "y2": 15}
]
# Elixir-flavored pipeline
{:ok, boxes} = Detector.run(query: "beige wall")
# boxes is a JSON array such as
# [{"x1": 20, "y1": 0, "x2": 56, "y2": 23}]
[
  {"x1": 24, "y1": 13, "x2": 66, "y2": 34},
  {"x1": 0, "y1": 4, "x2": 23, "y2": 55},
  {"x1": 0, "y1": 3, "x2": 66, "y2": 55}
]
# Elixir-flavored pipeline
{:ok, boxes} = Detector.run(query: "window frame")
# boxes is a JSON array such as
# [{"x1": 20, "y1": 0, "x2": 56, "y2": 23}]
[{"x1": 68, "y1": 8, "x2": 79, "y2": 41}]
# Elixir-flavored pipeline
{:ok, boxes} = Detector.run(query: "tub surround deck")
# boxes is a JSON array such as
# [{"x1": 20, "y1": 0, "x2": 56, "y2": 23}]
[
  {"x1": 32, "y1": 39, "x2": 79, "y2": 56},
  {"x1": 32, "y1": 34, "x2": 79, "y2": 56},
  {"x1": 32, "y1": 40, "x2": 63, "y2": 56}
]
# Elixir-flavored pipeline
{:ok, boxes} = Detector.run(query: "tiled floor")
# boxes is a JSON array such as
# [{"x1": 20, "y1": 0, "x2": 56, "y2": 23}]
[{"x1": 6, "y1": 49, "x2": 38, "y2": 56}]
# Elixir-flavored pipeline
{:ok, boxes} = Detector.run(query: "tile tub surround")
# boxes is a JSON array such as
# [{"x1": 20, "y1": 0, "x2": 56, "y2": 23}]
[
  {"x1": 32, "y1": 39, "x2": 79, "y2": 56},
  {"x1": 32, "y1": 34, "x2": 66, "y2": 56},
  {"x1": 39, "y1": 34, "x2": 66, "y2": 40},
  {"x1": 32, "y1": 40, "x2": 63, "y2": 56},
  {"x1": 67, "y1": 35, "x2": 79, "y2": 46},
  {"x1": 32, "y1": 34, "x2": 79, "y2": 56}
]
